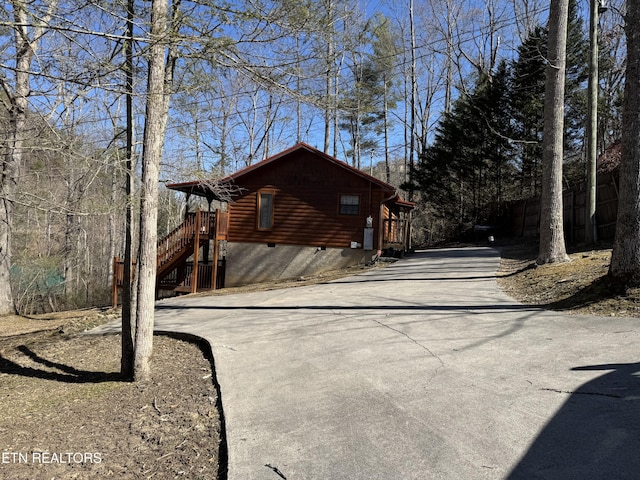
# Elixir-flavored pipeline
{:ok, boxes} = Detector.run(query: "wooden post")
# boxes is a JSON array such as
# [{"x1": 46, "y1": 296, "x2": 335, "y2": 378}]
[
  {"x1": 202, "y1": 211, "x2": 211, "y2": 260},
  {"x1": 112, "y1": 256, "x2": 119, "y2": 308},
  {"x1": 211, "y1": 212, "x2": 219, "y2": 290},
  {"x1": 191, "y1": 209, "x2": 201, "y2": 293},
  {"x1": 520, "y1": 199, "x2": 528, "y2": 237}
]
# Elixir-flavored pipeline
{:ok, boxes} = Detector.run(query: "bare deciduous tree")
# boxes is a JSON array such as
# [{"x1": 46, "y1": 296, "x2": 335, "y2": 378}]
[
  {"x1": 0, "y1": 0, "x2": 58, "y2": 316},
  {"x1": 608, "y1": 0, "x2": 640, "y2": 284},
  {"x1": 537, "y1": 0, "x2": 570, "y2": 265},
  {"x1": 133, "y1": 0, "x2": 172, "y2": 382}
]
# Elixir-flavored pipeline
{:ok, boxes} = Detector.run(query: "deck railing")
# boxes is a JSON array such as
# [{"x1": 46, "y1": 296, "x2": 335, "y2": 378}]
[
  {"x1": 383, "y1": 218, "x2": 406, "y2": 245},
  {"x1": 112, "y1": 209, "x2": 227, "y2": 306}
]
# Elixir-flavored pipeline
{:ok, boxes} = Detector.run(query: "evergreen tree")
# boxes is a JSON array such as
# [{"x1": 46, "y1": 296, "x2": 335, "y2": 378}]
[
  {"x1": 410, "y1": 64, "x2": 513, "y2": 237},
  {"x1": 475, "y1": 61, "x2": 516, "y2": 205},
  {"x1": 510, "y1": 25, "x2": 547, "y2": 197},
  {"x1": 339, "y1": 59, "x2": 381, "y2": 167},
  {"x1": 339, "y1": 13, "x2": 397, "y2": 168},
  {"x1": 509, "y1": 0, "x2": 589, "y2": 196}
]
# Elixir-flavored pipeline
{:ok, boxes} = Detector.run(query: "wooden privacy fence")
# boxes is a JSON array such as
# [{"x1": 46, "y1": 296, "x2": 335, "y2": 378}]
[{"x1": 508, "y1": 172, "x2": 619, "y2": 243}]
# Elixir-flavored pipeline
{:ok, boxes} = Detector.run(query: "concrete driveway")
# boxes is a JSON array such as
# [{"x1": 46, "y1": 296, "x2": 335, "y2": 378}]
[{"x1": 106, "y1": 247, "x2": 640, "y2": 479}]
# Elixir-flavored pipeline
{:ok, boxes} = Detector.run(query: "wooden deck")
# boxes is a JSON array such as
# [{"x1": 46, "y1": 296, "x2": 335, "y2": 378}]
[{"x1": 112, "y1": 209, "x2": 229, "y2": 306}]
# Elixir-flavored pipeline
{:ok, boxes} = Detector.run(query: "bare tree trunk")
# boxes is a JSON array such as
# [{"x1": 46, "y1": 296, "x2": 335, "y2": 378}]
[
  {"x1": 537, "y1": 0, "x2": 570, "y2": 265},
  {"x1": 121, "y1": 0, "x2": 136, "y2": 379},
  {"x1": 0, "y1": 118, "x2": 18, "y2": 315},
  {"x1": 0, "y1": 155, "x2": 16, "y2": 316},
  {"x1": 609, "y1": 0, "x2": 640, "y2": 284},
  {"x1": 585, "y1": 0, "x2": 600, "y2": 245},
  {"x1": 0, "y1": 0, "x2": 56, "y2": 315},
  {"x1": 134, "y1": 0, "x2": 169, "y2": 382},
  {"x1": 324, "y1": 1, "x2": 334, "y2": 153},
  {"x1": 444, "y1": 0, "x2": 454, "y2": 115},
  {"x1": 296, "y1": 37, "x2": 302, "y2": 144},
  {"x1": 0, "y1": 1, "x2": 31, "y2": 316},
  {"x1": 333, "y1": 54, "x2": 341, "y2": 158},
  {"x1": 383, "y1": 77, "x2": 390, "y2": 183},
  {"x1": 408, "y1": 0, "x2": 417, "y2": 201}
]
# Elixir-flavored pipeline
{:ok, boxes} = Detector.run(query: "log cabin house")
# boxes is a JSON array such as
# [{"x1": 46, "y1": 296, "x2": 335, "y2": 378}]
[{"x1": 112, "y1": 143, "x2": 413, "y2": 304}]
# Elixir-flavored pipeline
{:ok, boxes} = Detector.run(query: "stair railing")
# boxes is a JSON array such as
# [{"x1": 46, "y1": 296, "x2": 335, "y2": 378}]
[{"x1": 157, "y1": 210, "x2": 213, "y2": 268}]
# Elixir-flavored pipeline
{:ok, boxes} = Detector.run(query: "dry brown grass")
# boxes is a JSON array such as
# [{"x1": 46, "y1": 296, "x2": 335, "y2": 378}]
[{"x1": 497, "y1": 244, "x2": 640, "y2": 317}]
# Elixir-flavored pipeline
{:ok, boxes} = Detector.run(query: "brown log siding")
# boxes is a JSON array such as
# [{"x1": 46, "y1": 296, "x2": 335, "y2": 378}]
[{"x1": 227, "y1": 152, "x2": 393, "y2": 249}]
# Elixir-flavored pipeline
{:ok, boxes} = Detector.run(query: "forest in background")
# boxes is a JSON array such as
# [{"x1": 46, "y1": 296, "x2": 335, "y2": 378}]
[{"x1": 0, "y1": 0, "x2": 627, "y2": 314}]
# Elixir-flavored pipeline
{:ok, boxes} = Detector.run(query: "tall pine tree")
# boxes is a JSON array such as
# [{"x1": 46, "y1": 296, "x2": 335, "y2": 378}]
[
  {"x1": 510, "y1": 25, "x2": 547, "y2": 197},
  {"x1": 410, "y1": 64, "x2": 513, "y2": 238}
]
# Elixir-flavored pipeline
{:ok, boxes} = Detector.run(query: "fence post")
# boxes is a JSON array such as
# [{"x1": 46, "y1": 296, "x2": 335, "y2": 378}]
[{"x1": 191, "y1": 209, "x2": 201, "y2": 293}]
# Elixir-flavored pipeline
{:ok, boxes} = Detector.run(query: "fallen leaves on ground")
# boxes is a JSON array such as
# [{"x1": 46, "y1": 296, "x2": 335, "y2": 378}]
[{"x1": 497, "y1": 244, "x2": 640, "y2": 317}]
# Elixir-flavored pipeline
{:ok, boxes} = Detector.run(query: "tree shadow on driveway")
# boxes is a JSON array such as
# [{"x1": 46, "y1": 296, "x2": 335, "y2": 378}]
[{"x1": 507, "y1": 362, "x2": 640, "y2": 479}]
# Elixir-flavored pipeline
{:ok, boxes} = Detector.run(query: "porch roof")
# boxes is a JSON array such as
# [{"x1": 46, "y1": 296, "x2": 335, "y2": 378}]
[
  {"x1": 165, "y1": 178, "x2": 240, "y2": 203},
  {"x1": 384, "y1": 194, "x2": 416, "y2": 212}
]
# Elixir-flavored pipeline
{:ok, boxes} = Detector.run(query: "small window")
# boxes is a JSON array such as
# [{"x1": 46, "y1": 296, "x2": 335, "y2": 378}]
[
  {"x1": 339, "y1": 194, "x2": 360, "y2": 215},
  {"x1": 257, "y1": 191, "x2": 274, "y2": 230}
]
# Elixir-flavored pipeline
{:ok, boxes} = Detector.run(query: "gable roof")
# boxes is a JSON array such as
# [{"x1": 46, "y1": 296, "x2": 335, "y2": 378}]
[{"x1": 166, "y1": 142, "x2": 400, "y2": 199}]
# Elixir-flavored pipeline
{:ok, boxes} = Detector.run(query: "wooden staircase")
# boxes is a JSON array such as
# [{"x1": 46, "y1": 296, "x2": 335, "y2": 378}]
[
  {"x1": 112, "y1": 209, "x2": 229, "y2": 306},
  {"x1": 157, "y1": 210, "x2": 213, "y2": 279}
]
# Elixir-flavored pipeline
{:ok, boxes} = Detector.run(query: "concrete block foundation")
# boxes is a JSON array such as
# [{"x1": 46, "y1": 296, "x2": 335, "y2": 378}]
[{"x1": 224, "y1": 242, "x2": 375, "y2": 287}]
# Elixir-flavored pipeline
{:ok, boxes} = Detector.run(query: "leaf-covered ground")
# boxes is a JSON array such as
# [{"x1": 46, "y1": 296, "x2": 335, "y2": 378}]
[
  {"x1": 0, "y1": 311, "x2": 222, "y2": 480},
  {"x1": 497, "y1": 244, "x2": 640, "y2": 317},
  {"x1": 2, "y1": 244, "x2": 637, "y2": 480}
]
